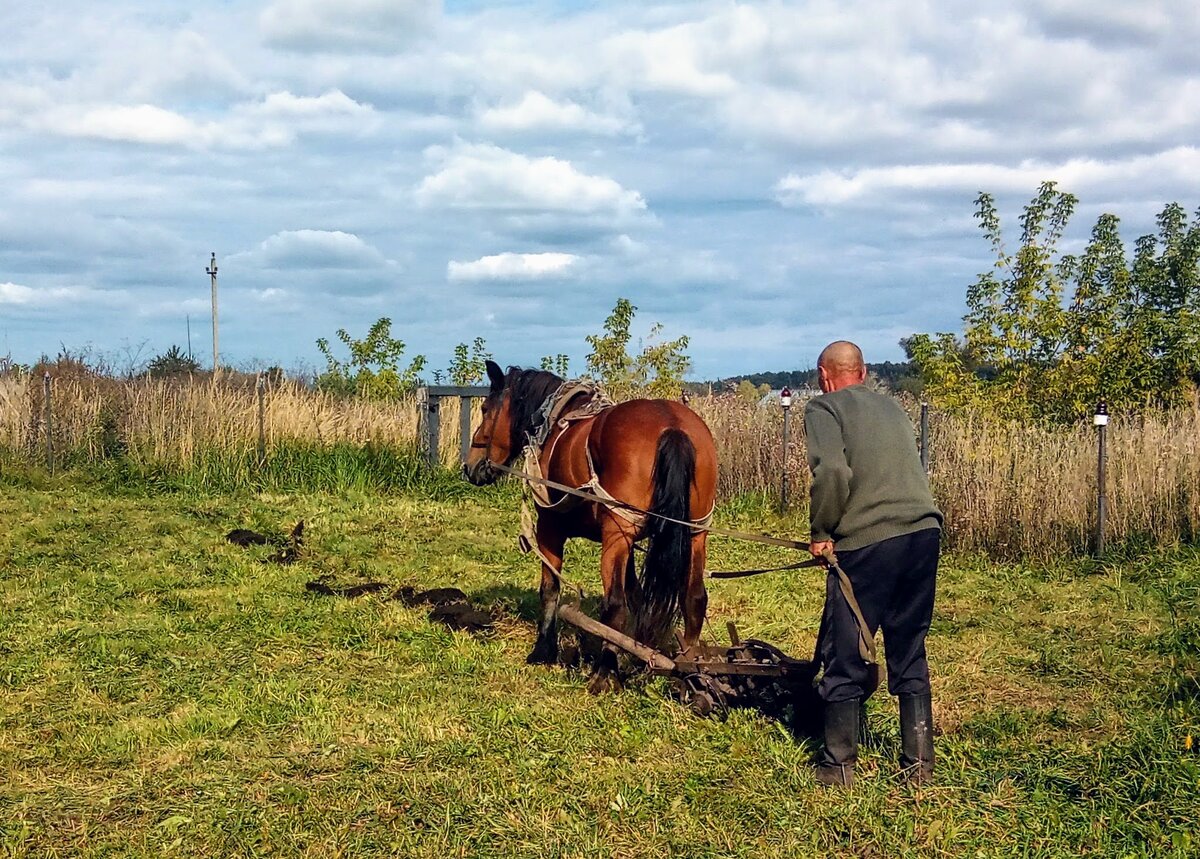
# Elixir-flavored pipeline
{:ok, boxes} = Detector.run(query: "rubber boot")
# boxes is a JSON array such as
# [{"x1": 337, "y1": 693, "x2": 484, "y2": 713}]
[
  {"x1": 899, "y1": 693, "x2": 934, "y2": 784},
  {"x1": 815, "y1": 699, "x2": 859, "y2": 787}
]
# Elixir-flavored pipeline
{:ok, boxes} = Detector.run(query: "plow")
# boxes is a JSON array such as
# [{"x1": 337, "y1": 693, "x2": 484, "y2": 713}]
[{"x1": 556, "y1": 604, "x2": 826, "y2": 726}]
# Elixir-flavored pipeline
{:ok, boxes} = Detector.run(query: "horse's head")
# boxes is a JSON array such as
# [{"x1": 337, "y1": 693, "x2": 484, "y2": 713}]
[
  {"x1": 464, "y1": 360, "x2": 515, "y2": 485},
  {"x1": 464, "y1": 360, "x2": 565, "y2": 486}
]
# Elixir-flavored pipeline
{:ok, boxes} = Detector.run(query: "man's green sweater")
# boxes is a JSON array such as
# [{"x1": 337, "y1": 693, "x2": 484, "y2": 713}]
[{"x1": 804, "y1": 384, "x2": 942, "y2": 552}]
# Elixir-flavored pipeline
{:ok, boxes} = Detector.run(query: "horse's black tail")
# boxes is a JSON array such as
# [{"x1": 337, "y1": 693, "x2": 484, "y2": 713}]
[{"x1": 637, "y1": 428, "x2": 695, "y2": 646}]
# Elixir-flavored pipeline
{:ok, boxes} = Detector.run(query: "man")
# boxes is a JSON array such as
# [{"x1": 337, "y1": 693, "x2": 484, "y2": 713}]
[{"x1": 805, "y1": 341, "x2": 942, "y2": 787}]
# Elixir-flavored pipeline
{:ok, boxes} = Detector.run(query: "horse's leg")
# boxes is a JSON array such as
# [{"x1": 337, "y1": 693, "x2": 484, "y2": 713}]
[
  {"x1": 588, "y1": 522, "x2": 635, "y2": 694},
  {"x1": 527, "y1": 518, "x2": 565, "y2": 665},
  {"x1": 681, "y1": 532, "x2": 709, "y2": 649},
  {"x1": 623, "y1": 550, "x2": 641, "y2": 623}
]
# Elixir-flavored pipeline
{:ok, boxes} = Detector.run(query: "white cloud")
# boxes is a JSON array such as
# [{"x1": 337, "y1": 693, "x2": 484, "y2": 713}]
[
  {"x1": 603, "y1": 15, "x2": 744, "y2": 97},
  {"x1": 248, "y1": 90, "x2": 375, "y2": 120},
  {"x1": 260, "y1": 0, "x2": 441, "y2": 53},
  {"x1": 20, "y1": 177, "x2": 164, "y2": 203},
  {"x1": 775, "y1": 147, "x2": 1200, "y2": 206},
  {"x1": 611, "y1": 234, "x2": 647, "y2": 257},
  {"x1": 39, "y1": 103, "x2": 201, "y2": 147},
  {"x1": 447, "y1": 252, "x2": 579, "y2": 281},
  {"x1": 27, "y1": 90, "x2": 375, "y2": 150},
  {"x1": 235, "y1": 230, "x2": 391, "y2": 270},
  {"x1": 0, "y1": 282, "x2": 124, "y2": 309},
  {"x1": 4, "y1": 0, "x2": 1200, "y2": 373},
  {"x1": 0, "y1": 80, "x2": 49, "y2": 125},
  {"x1": 227, "y1": 90, "x2": 380, "y2": 141},
  {"x1": 477, "y1": 91, "x2": 636, "y2": 136},
  {"x1": 415, "y1": 142, "x2": 646, "y2": 218}
]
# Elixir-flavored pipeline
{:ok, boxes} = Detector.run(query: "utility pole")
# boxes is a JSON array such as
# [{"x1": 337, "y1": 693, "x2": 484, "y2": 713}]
[
  {"x1": 206, "y1": 252, "x2": 219, "y2": 373},
  {"x1": 186, "y1": 314, "x2": 192, "y2": 361}
]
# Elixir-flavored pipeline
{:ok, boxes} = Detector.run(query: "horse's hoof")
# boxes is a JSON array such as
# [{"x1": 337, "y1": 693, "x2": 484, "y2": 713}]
[
  {"x1": 525, "y1": 645, "x2": 557, "y2": 666},
  {"x1": 587, "y1": 671, "x2": 622, "y2": 695}
]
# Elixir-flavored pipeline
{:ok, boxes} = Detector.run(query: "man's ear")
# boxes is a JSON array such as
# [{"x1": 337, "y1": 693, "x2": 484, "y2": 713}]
[
  {"x1": 817, "y1": 364, "x2": 835, "y2": 393},
  {"x1": 486, "y1": 360, "x2": 506, "y2": 392}
]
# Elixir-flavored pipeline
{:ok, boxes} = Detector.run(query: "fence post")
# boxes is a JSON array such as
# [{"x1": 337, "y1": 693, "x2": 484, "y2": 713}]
[
  {"x1": 256, "y1": 373, "x2": 266, "y2": 463},
  {"x1": 779, "y1": 387, "x2": 793, "y2": 510},
  {"x1": 417, "y1": 387, "x2": 428, "y2": 464},
  {"x1": 459, "y1": 396, "x2": 473, "y2": 465},
  {"x1": 919, "y1": 401, "x2": 930, "y2": 473},
  {"x1": 43, "y1": 371, "x2": 53, "y2": 474},
  {"x1": 417, "y1": 388, "x2": 440, "y2": 468},
  {"x1": 1094, "y1": 400, "x2": 1108, "y2": 556}
]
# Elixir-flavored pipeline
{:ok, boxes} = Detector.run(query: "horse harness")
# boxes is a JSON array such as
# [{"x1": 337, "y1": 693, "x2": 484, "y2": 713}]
[
  {"x1": 485, "y1": 380, "x2": 877, "y2": 667},
  {"x1": 516, "y1": 380, "x2": 716, "y2": 531}
]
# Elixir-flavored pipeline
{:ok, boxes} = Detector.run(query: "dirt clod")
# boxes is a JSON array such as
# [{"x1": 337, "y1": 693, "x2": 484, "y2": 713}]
[
  {"x1": 428, "y1": 603, "x2": 494, "y2": 633},
  {"x1": 305, "y1": 580, "x2": 389, "y2": 598},
  {"x1": 226, "y1": 529, "x2": 268, "y2": 546},
  {"x1": 264, "y1": 520, "x2": 305, "y2": 565},
  {"x1": 393, "y1": 586, "x2": 470, "y2": 607}
]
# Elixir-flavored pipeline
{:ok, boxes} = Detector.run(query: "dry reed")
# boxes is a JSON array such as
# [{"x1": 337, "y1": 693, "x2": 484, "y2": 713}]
[{"x1": 2, "y1": 374, "x2": 1197, "y2": 557}]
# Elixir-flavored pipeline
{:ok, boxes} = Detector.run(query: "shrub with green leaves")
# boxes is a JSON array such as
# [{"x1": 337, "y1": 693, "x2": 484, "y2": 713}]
[
  {"x1": 907, "y1": 183, "x2": 1200, "y2": 422},
  {"x1": 584, "y1": 298, "x2": 691, "y2": 399},
  {"x1": 316, "y1": 318, "x2": 427, "y2": 400}
]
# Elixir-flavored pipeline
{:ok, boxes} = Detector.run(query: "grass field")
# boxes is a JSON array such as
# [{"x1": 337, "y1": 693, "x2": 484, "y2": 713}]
[{"x1": 1, "y1": 474, "x2": 1196, "y2": 857}]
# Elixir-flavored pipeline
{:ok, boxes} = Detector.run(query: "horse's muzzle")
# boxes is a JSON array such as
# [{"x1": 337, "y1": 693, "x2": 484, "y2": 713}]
[{"x1": 463, "y1": 459, "x2": 499, "y2": 486}]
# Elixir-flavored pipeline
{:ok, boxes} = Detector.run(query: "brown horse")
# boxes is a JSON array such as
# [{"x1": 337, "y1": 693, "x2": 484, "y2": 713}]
[{"x1": 464, "y1": 360, "x2": 718, "y2": 692}]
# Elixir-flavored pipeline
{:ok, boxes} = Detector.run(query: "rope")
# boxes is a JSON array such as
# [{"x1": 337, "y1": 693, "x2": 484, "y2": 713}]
[
  {"x1": 486, "y1": 379, "x2": 876, "y2": 666},
  {"x1": 489, "y1": 460, "x2": 802, "y2": 545},
  {"x1": 490, "y1": 459, "x2": 877, "y2": 665}
]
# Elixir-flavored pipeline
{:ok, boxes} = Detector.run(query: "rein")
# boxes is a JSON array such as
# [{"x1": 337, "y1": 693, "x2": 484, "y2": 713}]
[
  {"x1": 477, "y1": 380, "x2": 876, "y2": 665},
  {"x1": 487, "y1": 458, "x2": 876, "y2": 665},
  {"x1": 487, "y1": 459, "x2": 816, "y2": 552}
]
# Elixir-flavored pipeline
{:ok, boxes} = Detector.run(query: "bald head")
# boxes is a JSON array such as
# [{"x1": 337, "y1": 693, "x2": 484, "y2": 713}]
[{"x1": 817, "y1": 341, "x2": 867, "y2": 392}]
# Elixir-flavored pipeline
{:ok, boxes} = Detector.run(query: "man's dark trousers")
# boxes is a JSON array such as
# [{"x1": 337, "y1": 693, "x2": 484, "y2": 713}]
[{"x1": 819, "y1": 528, "x2": 940, "y2": 703}]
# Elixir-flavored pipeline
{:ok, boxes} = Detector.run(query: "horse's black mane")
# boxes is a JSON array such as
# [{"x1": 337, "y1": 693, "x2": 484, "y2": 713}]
[{"x1": 501, "y1": 367, "x2": 564, "y2": 455}]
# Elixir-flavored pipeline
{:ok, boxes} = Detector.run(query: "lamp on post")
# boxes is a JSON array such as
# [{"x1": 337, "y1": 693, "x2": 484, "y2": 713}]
[
  {"x1": 780, "y1": 387, "x2": 793, "y2": 510},
  {"x1": 1094, "y1": 399, "x2": 1108, "y2": 556},
  {"x1": 206, "y1": 252, "x2": 219, "y2": 374}
]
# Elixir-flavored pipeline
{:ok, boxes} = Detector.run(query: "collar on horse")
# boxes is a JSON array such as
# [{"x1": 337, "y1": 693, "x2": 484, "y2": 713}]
[
  {"x1": 519, "y1": 380, "x2": 636, "y2": 518},
  {"x1": 521, "y1": 381, "x2": 717, "y2": 531},
  {"x1": 525, "y1": 379, "x2": 614, "y2": 452}
]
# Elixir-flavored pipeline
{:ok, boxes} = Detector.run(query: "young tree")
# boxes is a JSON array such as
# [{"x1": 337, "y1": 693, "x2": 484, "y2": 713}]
[
  {"x1": 447, "y1": 337, "x2": 491, "y2": 385},
  {"x1": 540, "y1": 354, "x2": 571, "y2": 377},
  {"x1": 316, "y1": 318, "x2": 426, "y2": 399},
  {"x1": 908, "y1": 184, "x2": 1200, "y2": 422},
  {"x1": 585, "y1": 298, "x2": 637, "y2": 392},
  {"x1": 146, "y1": 345, "x2": 201, "y2": 377},
  {"x1": 584, "y1": 298, "x2": 691, "y2": 399},
  {"x1": 735, "y1": 379, "x2": 761, "y2": 403}
]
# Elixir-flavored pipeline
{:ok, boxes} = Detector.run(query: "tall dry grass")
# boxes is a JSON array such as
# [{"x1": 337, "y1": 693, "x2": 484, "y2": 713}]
[
  {"x1": 2, "y1": 376, "x2": 435, "y2": 466},
  {"x1": 929, "y1": 404, "x2": 1200, "y2": 556},
  {"x1": 2, "y1": 373, "x2": 1198, "y2": 557},
  {"x1": 688, "y1": 394, "x2": 810, "y2": 499}
]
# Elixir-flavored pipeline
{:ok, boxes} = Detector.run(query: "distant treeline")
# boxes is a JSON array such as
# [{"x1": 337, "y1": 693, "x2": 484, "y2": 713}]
[{"x1": 689, "y1": 361, "x2": 921, "y2": 395}]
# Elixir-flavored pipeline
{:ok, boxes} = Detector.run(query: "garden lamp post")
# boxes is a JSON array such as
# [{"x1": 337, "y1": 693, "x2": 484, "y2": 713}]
[
  {"x1": 780, "y1": 386, "x2": 793, "y2": 510},
  {"x1": 1094, "y1": 399, "x2": 1108, "y2": 556}
]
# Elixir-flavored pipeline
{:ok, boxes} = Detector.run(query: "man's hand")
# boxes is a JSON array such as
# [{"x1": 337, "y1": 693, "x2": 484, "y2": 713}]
[{"x1": 810, "y1": 540, "x2": 834, "y2": 561}]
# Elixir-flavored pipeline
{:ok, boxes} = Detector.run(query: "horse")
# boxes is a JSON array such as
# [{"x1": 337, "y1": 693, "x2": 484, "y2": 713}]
[{"x1": 464, "y1": 360, "x2": 719, "y2": 692}]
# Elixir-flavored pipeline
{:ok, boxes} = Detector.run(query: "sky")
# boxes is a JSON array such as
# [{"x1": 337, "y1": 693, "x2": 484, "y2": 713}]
[{"x1": 2, "y1": 0, "x2": 1199, "y2": 380}]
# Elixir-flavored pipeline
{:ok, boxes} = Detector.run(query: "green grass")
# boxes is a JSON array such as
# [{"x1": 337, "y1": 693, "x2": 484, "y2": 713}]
[{"x1": 0, "y1": 478, "x2": 1196, "y2": 857}]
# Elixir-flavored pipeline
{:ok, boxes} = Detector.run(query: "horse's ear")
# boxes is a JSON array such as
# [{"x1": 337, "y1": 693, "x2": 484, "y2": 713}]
[{"x1": 485, "y1": 360, "x2": 505, "y2": 392}]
